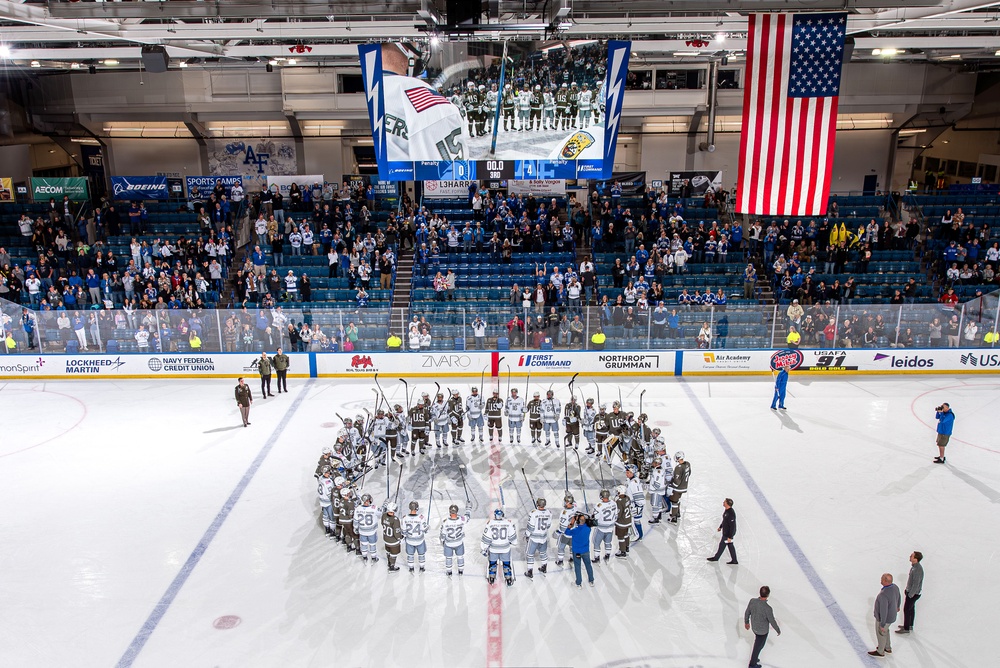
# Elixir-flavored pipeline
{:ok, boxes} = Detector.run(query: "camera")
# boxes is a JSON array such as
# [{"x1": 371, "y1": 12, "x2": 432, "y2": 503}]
[{"x1": 935, "y1": 405, "x2": 945, "y2": 412}]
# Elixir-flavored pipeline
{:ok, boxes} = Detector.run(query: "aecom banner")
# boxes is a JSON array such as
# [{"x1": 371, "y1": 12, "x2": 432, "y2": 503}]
[{"x1": 31, "y1": 177, "x2": 89, "y2": 201}]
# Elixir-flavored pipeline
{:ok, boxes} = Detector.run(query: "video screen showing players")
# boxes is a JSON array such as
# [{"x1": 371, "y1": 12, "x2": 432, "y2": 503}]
[{"x1": 359, "y1": 40, "x2": 631, "y2": 181}]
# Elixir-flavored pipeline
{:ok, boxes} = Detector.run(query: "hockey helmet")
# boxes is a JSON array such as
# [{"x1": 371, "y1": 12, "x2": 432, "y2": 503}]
[
  {"x1": 536, "y1": 498, "x2": 547, "y2": 509},
  {"x1": 344, "y1": 417, "x2": 353, "y2": 425},
  {"x1": 533, "y1": 391, "x2": 541, "y2": 397},
  {"x1": 615, "y1": 485, "x2": 626, "y2": 497},
  {"x1": 467, "y1": 81, "x2": 475, "y2": 89},
  {"x1": 494, "y1": 508, "x2": 505, "y2": 519},
  {"x1": 561, "y1": 82, "x2": 568, "y2": 88},
  {"x1": 471, "y1": 386, "x2": 478, "y2": 393},
  {"x1": 583, "y1": 83, "x2": 589, "y2": 89},
  {"x1": 448, "y1": 504, "x2": 459, "y2": 516},
  {"x1": 571, "y1": 82, "x2": 578, "y2": 87},
  {"x1": 493, "y1": 388, "x2": 500, "y2": 395},
  {"x1": 586, "y1": 398, "x2": 594, "y2": 405},
  {"x1": 626, "y1": 411, "x2": 634, "y2": 420},
  {"x1": 564, "y1": 493, "x2": 575, "y2": 507},
  {"x1": 409, "y1": 501, "x2": 420, "y2": 512},
  {"x1": 361, "y1": 493, "x2": 373, "y2": 506},
  {"x1": 451, "y1": 389, "x2": 460, "y2": 395},
  {"x1": 511, "y1": 388, "x2": 518, "y2": 393},
  {"x1": 638, "y1": 413, "x2": 648, "y2": 423},
  {"x1": 675, "y1": 451, "x2": 685, "y2": 461},
  {"x1": 652, "y1": 427, "x2": 661, "y2": 436},
  {"x1": 421, "y1": 392, "x2": 430, "y2": 398},
  {"x1": 340, "y1": 488, "x2": 353, "y2": 498},
  {"x1": 385, "y1": 502, "x2": 398, "y2": 514},
  {"x1": 322, "y1": 446, "x2": 333, "y2": 455},
  {"x1": 355, "y1": 414, "x2": 364, "y2": 424},
  {"x1": 478, "y1": 84, "x2": 486, "y2": 91},
  {"x1": 394, "y1": 404, "x2": 403, "y2": 412},
  {"x1": 599, "y1": 489, "x2": 611, "y2": 501},
  {"x1": 599, "y1": 403, "x2": 607, "y2": 411},
  {"x1": 504, "y1": 83, "x2": 512, "y2": 90},
  {"x1": 376, "y1": 409, "x2": 385, "y2": 417},
  {"x1": 546, "y1": 389, "x2": 554, "y2": 397},
  {"x1": 534, "y1": 84, "x2": 541, "y2": 90},
  {"x1": 625, "y1": 466, "x2": 636, "y2": 477},
  {"x1": 334, "y1": 476, "x2": 346, "y2": 487},
  {"x1": 436, "y1": 392, "x2": 444, "y2": 399},
  {"x1": 321, "y1": 465, "x2": 332, "y2": 476},
  {"x1": 652, "y1": 457, "x2": 662, "y2": 467},
  {"x1": 612, "y1": 401, "x2": 621, "y2": 410}
]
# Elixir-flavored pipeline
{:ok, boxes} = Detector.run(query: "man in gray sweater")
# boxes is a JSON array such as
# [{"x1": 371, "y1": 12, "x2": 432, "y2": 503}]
[
  {"x1": 744, "y1": 586, "x2": 780, "y2": 667},
  {"x1": 869, "y1": 573, "x2": 901, "y2": 657},
  {"x1": 897, "y1": 551, "x2": 924, "y2": 634}
]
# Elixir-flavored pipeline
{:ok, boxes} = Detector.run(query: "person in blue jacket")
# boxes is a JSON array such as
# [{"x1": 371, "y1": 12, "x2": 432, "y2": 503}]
[
  {"x1": 771, "y1": 367, "x2": 789, "y2": 410},
  {"x1": 933, "y1": 403, "x2": 955, "y2": 464},
  {"x1": 564, "y1": 512, "x2": 595, "y2": 588}
]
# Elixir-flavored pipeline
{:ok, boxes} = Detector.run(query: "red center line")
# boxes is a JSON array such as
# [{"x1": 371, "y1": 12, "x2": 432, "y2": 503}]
[{"x1": 486, "y1": 353, "x2": 504, "y2": 668}]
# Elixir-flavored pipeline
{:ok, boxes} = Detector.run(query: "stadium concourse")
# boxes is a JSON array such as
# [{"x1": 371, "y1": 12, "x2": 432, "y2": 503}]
[{"x1": 1, "y1": 374, "x2": 999, "y2": 667}]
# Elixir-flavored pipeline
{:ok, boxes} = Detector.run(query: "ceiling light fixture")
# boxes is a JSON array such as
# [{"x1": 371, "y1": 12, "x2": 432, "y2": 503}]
[
  {"x1": 70, "y1": 62, "x2": 81, "y2": 69},
  {"x1": 287, "y1": 58, "x2": 297, "y2": 65},
  {"x1": 674, "y1": 51, "x2": 701, "y2": 57},
  {"x1": 0, "y1": 45, "x2": 10, "y2": 59},
  {"x1": 103, "y1": 59, "x2": 119, "y2": 66},
  {"x1": 178, "y1": 61, "x2": 188, "y2": 68},
  {"x1": 715, "y1": 32, "x2": 726, "y2": 43},
  {"x1": 30, "y1": 60, "x2": 40, "y2": 68}
]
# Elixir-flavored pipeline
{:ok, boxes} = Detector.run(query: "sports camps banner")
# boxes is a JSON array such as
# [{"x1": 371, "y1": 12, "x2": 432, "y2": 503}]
[
  {"x1": 185, "y1": 175, "x2": 243, "y2": 198},
  {"x1": 31, "y1": 177, "x2": 89, "y2": 201}
]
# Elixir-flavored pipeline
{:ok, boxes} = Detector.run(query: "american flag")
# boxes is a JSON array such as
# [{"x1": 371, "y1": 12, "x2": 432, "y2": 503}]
[
  {"x1": 736, "y1": 13, "x2": 847, "y2": 217},
  {"x1": 404, "y1": 86, "x2": 451, "y2": 113}
]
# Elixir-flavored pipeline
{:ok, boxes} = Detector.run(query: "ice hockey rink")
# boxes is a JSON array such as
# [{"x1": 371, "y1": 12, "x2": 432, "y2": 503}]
[{"x1": 1, "y1": 374, "x2": 998, "y2": 668}]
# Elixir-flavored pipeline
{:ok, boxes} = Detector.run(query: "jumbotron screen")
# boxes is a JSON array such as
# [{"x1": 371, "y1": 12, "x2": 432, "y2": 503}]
[{"x1": 359, "y1": 40, "x2": 631, "y2": 181}]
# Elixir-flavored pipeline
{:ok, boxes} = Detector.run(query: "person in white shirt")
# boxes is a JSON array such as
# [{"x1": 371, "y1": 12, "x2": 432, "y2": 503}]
[
  {"x1": 284, "y1": 270, "x2": 298, "y2": 301},
  {"x1": 289, "y1": 227, "x2": 303, "y2": 256},
  {"x1": 135, "y1": 325, "x2": 150, "y2": 351},
  {"x1": 254, "y1": 216, "x2": 268, "y2": 246},
  {"x1": 407, "y1": 323, "x2": 421, "y2": 351}
]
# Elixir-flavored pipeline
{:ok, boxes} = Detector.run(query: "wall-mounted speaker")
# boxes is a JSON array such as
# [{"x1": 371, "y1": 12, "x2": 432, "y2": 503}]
[{"x1": 140, "y1": 45, "x2": 169, "y2": 73}]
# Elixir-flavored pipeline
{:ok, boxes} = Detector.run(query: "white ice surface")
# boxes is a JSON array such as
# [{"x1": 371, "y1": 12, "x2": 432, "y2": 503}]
[{"x1": 1, "y1": 375, "x2": 998, "y2": 668}]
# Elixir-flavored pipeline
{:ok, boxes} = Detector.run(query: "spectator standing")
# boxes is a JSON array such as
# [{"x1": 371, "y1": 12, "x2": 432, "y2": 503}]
[
  {"x1": 471, "y1": 316, "x2": 487, "y2": 350},
  {"x1": 869, "y1": 573, "x2": 901, "y2": 657},
  {"x1": 706, "y1": 498, "x2": 738, "y2": 564},
  {"x1": 933, "y1": 403, "x2": 954, "y2": 463},
  {"x1": 896, "y1": 551, "x2": 924, "y2": 635},
  {"x1": 564, "y1": 512, "x2": 595, "y2": 588},
  {"x1": 258, "y1": 351, "x2": 274, "y2": 398},
  {"x1": 235, "y1": 377, "x2": 253, "y2": 427},
  {"x1": 273, "y1": 347, "x2": 290, "y2": 393},
  {"x1": 744, "y1": 586, "x2": 781, "y2": 668}
]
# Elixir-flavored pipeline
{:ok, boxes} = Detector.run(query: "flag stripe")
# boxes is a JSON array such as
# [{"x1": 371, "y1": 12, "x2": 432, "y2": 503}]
[{"x1": 736, "y1": 12, "x2": 846, "y2": 217}]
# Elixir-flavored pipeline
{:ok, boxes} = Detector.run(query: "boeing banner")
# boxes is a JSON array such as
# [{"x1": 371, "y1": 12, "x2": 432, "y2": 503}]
[{"x1": 111, "y1": 176, "x2": 170, "y2": 200}]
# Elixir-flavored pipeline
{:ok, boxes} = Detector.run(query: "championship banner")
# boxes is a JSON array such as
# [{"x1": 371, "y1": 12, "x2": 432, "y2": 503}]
[
  {"x1": 111, "y1": 176, "x2": 170, "y2": 200},
  {"x1": 0, "y1": 178, "x2": 13, "y2": 202},
  {"x1": 508, "y1": 179, "x2": 566, "y2": 197},
  {"x1": 185, "y1": 176, "x2": 243, "y2": 198},
  {"x1": 423, "y1": 180, "x2": 474, "y2": 199},
  {"x1": 266, "y1": 175, "x2": 325, "y2": 198},
  {"x1": 31, "y1": 177, "x2": 89, "y2": 201}
]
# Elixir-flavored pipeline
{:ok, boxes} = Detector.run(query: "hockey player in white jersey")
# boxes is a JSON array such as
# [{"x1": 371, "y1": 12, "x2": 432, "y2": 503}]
[
  {"x1": 647, "y1": 454, "x2": 672, "y2": 524},
  {"x1": 505, "y1": 388, "x2": 526, "y2": 445},
  {"x1": 523, "y1": 498, "x2": 552, "y2": 578},
  {"x1": 624, "y1": 466, "x2": 645, "y2": 541},
  {"x1": 353, "y1": 493, "x2": 381, "y2": 563},
  {"x1": 379, "y1": 43, "x2": 467, "y2": 162},
  {"x1": 402, "y1": 500, "x2": 430, "y2": 573},
  {"x1": 542, "y1": 87, "x2": 556, "y2": 130},
  {"x1": 439, "y1": 504, "x2": 471, "y2": 576},
  {"x1": 553, "y1": 493, "x2": 580, "y2": 566},
  {"x1": 516, "y1": 85, "x2": 533, "y2": 133},
  {"x1": 485, "y1": 84, "x2": 499, "y2": 134},
  {"x1": 481, "y1": 508, "x2": 518, "y2": 586},
  {"x1": 370, "y1": 409, "x2": 389, "y2": 466},
  {"x1": 317, "y1": 466, "x2": 335, "y2": 537},
  {"x1": 541, "y1": 389, "x2": 561, "y2": 446},
  {"x1": 431, "y1": 392, "x2": 450, "y2": 448},
  {"x1": 591, "y1": 489, "x2": 617, "y2": 563},
  {"x1": 582, "y1": 398, "x2": 597, "y2": 452},
  {"x1": 465, "y1": 386, "x2": 485, "y2": 443},
  {"x1": 578, "y1": 83, "x2": 594, "y2": 129},
  {"x1": 596, "y1": 80, "x2": 606, "y2": 125},
  {"x1": 337, "y1": 417, "x2": 360, "y2": 450}
]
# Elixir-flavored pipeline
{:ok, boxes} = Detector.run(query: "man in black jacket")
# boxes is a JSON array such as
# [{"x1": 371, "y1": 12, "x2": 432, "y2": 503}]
[{"x1": 707, "y1": 498, "x2": 738, "y2": 564}]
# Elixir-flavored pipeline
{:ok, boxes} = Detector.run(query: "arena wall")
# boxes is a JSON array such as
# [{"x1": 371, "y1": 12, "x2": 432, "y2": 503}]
[{"x1": 1, "y1": 349, "x2": 998, "y2": 380}]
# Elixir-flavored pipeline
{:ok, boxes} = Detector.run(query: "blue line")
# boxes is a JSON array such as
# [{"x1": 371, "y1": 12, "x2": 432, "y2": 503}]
[
  {"x1": 679, "y1": 381, "x2": 876, "y2": 667},
  {"x1": 115, "y1": 380, "x2": 315, "y2": 668}
]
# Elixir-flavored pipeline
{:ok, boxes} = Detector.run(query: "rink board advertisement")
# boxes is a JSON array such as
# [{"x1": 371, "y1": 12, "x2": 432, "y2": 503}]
[
  {"x1": 422, "y1": 180, "x2": 474, "y2": 199},
  {"x1": 358, "y1": 40, "x2": 631, "y2": 181},
  {"x1": 0, "y1": 353, "x2": 311, "y2": 379},
  {"x1": 2, "y1": 349, "x2": 999, "y2": 380}
]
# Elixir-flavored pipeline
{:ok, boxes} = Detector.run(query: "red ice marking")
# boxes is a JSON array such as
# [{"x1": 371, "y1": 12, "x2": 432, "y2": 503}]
[
  {"x1": 486, "y1": 435, "x2": 504, "y2": 668},
  {"x1": 320, "y1": 422, "x2": 338, "y2": 428},
  {"x1": 909, "y1": 383, "x2": 1000, "y2": 455},
  {"x1": 212, "y1": 615, "x2": 241, "y2": 630}
]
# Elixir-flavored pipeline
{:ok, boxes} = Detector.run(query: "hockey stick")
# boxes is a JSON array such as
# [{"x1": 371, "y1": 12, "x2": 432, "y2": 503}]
[
  {"x1": 639, "y1": 389, "x2": 645, "y2": 417},
  {"x1": 505, "y1": 363, "x2": 511, "y2": 400},
  {"x1": 398, "y1": 377, "x2": 413, "y2": 412},
  {"x1": 521, "y1": 467, "x2": 538, "y2": 509},
  {"x1": 574, "y1": 447, "x2": 590, "y2": 513},
  {"x1": 374, "y1": 372, "x2": 392, "y2": 409},
  {"x1": 458, "y1": 462, "x2": 472, "y2": 504},
  {"x1": 393, "y1": 459, "x2": 404, "y2": 504},
  {"x1": 479, "y1": 366, "x2": 487, "y2": 398},
  {"x1": 525, "y1": 369, "x2": 530, "y2": 401},
  {"x1": 568, "y1": 372, "x2": 579, "y2": 399},
  {"x1": 562, "y1": 438, "x2": 570, "y2": 495},
  {"x1": 435, "y1": 381, "x2": 441, "y2": 399},
  {"x1": 595, "y1": 383, "x2": 601, "y2": 408}
]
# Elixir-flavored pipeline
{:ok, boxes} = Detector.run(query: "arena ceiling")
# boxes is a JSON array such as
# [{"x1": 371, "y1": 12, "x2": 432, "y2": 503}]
[{"x1": 1, "y1": 0, "x2": 1000, "y2": 70}]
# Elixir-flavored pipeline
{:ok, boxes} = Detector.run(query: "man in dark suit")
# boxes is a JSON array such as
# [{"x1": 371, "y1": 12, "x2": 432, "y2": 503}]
[{"x1": 707, "y1": 498, "x2": 738, "y2": 564}]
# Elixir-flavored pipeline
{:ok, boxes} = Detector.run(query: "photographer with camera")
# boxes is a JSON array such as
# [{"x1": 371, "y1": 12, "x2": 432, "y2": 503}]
[
  {"x1": 564, "y1": 511, "x2": 596, "y2": 588},
  {"x1": 933, "y1": 403, "x2": 955, "y2": 464}
]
